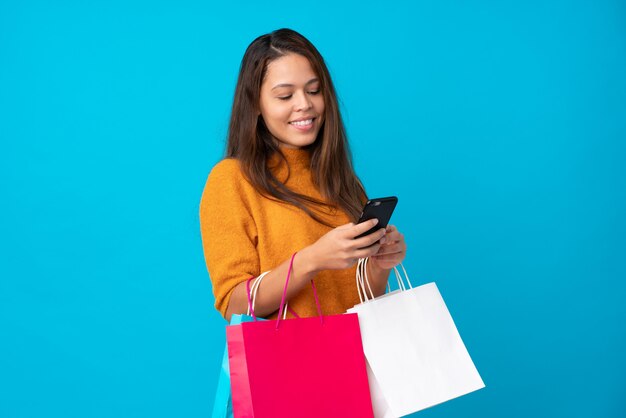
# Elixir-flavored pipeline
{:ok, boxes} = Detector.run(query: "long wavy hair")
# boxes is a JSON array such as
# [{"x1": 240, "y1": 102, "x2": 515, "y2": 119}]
[{"x1": 226, "y1": 28, "x2": 366, "y2": 225}]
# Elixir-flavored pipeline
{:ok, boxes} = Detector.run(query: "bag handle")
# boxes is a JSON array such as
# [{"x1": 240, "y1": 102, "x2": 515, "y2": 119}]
[
  {"x1": 246, "y1": 271, "x2": 301, "y2": 320},
  {"x1": 276, "y1": 252, "x2": 322, "y2": 329},
  {"x1": 246, "y1": 271, "x2": 269, "y2": 320},
  {"x1": 356, "y1": 257, "x2": 372, "y2": 302},
  {"x1": 356, "y1": 257, "x2": 413, "y2": 303}
]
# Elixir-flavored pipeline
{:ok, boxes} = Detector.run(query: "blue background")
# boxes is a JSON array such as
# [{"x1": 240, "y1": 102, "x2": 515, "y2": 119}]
[{"x1": 1, "y1": 1, "x2": 625, "y2": 417}]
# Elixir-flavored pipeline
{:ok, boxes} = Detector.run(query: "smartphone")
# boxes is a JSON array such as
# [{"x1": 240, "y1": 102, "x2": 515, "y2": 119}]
[{"x1": 355, "y1": 196, "x2": 398, "y2": 239}]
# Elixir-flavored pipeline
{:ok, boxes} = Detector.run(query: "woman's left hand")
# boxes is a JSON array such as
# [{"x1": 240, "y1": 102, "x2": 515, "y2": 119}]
[{"x1": 369, "y1": 225, "x2": 406, "y2": 270}]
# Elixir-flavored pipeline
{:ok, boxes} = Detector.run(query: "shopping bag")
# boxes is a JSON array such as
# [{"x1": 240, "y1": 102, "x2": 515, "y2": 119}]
[
  {"x1": 366, "y1": 360, "x2": 394, "y2": 418},
  {"x1": 212, "y1": 337, "x2": 232, "y2": 418},
  {"x1": 227, "y1": 253, "x2": 374, "y2": 418},
  {"x1": 348, "y1": 258, "x2": 485, "y2": 417},
  {"x1": 211, "y1": 273, "x2": 270, "y2": 418},
  {"x1": 212, "y1": 314, "x2": 253, "y2": 418}
]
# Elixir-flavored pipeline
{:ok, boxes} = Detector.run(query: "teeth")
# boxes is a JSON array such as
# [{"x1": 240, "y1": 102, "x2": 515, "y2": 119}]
[{"x1": 290, "y1": 119, "x2": 313, "y2": 126}]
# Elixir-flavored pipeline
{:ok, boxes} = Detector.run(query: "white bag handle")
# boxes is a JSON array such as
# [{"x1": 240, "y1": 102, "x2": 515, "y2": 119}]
[
  {"x1": 247, "y1": 271, "x2": 291, "y2": 320},
  {"x1": 356, "y1": 258, "x2": 413, "y2": 303},
  {"x1": 356, "y1": 258, "x2": 375, "y2": 303},
  {"x1": 247, "y1": 271, "x2": 270, "y2": 316}
]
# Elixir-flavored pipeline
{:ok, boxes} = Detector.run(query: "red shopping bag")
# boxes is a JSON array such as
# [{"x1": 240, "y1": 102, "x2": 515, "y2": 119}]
[{"x1": 227, "y1": 253, "x2": 374, "y2": 418}]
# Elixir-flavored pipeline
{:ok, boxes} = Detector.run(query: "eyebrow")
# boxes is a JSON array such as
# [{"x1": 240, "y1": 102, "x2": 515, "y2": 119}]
[{"x1": 271, "y1": 78, "x2": 319, "y2": 90}]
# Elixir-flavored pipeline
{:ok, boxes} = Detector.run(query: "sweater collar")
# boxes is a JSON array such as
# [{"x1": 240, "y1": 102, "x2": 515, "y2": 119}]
[{"x1": 268, "y1": 147, "x2": 312, "y2": 171}]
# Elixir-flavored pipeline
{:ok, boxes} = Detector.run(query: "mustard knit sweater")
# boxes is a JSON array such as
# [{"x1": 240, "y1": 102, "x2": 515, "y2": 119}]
[{"x1": 199, "y1": 148, "x2": 361, "y2": 319}]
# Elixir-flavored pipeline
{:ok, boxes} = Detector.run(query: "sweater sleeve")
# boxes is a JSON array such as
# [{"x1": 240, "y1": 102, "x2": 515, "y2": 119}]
[{"x1": 199, "y1": 159, "x2": 259, "y2": 318}]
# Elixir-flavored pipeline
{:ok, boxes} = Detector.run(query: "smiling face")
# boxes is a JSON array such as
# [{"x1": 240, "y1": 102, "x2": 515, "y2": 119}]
[{"x1": 258, "y1": 53, "x2": 325, "y2": 149}]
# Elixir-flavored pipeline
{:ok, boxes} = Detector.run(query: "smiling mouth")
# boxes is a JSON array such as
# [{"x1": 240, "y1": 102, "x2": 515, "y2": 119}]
[{"x1": 289, "y1": 118, "x2": 315, "y2": 126}]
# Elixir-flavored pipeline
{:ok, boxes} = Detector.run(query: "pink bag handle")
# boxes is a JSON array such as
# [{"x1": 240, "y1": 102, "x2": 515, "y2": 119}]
[
  {"x1": 246, "y1": 273, "x2": 302, "y2": 321},
  {"x1": 276, "y1": 252, "x2": 323, "y2": 329}
]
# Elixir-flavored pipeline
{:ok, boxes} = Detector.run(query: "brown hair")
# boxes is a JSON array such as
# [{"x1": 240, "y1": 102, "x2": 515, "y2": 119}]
[{"x1": 226, "y1": 28, "x2": 366, "y2": 225}]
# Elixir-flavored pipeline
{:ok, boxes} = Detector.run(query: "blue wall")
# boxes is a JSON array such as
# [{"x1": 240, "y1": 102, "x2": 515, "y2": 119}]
[{"x1": 1, "y1": 1, "x2": 624, "y2": 417}]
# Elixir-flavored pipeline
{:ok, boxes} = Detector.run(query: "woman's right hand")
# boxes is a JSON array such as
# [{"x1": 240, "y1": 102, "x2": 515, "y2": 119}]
[{"x1": 300, "y1": 219, "x2": 387, "y2": 272}]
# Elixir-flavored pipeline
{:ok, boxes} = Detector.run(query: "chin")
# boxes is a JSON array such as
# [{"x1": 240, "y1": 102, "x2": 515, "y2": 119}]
[{"x1": 280, "y1": 133, "x2": 319, "y2": 149}]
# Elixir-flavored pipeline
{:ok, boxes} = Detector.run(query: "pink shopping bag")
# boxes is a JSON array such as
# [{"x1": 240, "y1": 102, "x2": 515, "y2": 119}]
[{"x1": 227, "y1": 253, "x2": 374, "y2": 418}]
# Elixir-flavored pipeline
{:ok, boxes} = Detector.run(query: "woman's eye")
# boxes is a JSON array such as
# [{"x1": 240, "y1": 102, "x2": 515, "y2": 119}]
[{"x1": 277, "y1": 89, "x2": 319, "y2": 100}]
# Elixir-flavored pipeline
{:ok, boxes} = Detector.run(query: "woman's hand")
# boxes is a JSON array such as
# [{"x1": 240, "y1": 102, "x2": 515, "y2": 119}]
[
  {"x1": 369, "y1": 225, "x2": 406, "y2": 270},
  {"x1": 300, "y1": 219, "x2": 387, "y2": 273}
]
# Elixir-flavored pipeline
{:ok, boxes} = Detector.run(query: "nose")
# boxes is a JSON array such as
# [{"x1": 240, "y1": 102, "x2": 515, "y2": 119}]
[{"x1": 294, "y1": 90, "x2": 312, "y2": 112}]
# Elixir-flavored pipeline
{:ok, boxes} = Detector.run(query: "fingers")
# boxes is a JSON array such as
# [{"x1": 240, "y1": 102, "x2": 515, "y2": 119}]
[
  {"x1": 351, "y1": 218, "x2": 379, "y2": 236},
  {"x1": 337, "y1": 222, "x2": 356, "y2": 230},
  {"x1": 370, "y1": 253, "x2": 403, "y2": 264},
  {"x1": 380, "y1": 227, "x2": 403, "y2": 245},
  {"x1": 373, "y1": 225, "x2": 406, "y2": 258},
  {"x1": 352, "y1": 227, "x2": 386, "y2": 249},
  {"x1": 375, "y1": 242, "x2": 404, "y2": 256},
  {"x1": 336, "y1": 223, "x2": 405, "y2": 266},
  {"x1": 372, "y1": 242, "x2": 406, "y2": 260},
  {"x1": 353, "y1": 243, "x2": 382, "y2": 259}
]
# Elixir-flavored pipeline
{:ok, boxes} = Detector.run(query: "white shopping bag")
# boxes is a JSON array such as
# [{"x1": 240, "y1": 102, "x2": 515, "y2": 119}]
[{"x1": 348, "y1": 259, "x2": 485, "y2": 417}]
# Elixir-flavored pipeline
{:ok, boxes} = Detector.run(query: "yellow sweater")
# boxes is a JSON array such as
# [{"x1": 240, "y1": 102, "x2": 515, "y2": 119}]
[{"x1": 199, "y1": 147, "x2": 361, "y2": 319}]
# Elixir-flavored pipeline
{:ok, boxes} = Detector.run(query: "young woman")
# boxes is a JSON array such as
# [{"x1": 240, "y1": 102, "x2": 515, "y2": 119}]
[{"x1": 200, "y1": 28, "x2": 406, "y2": 321}]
